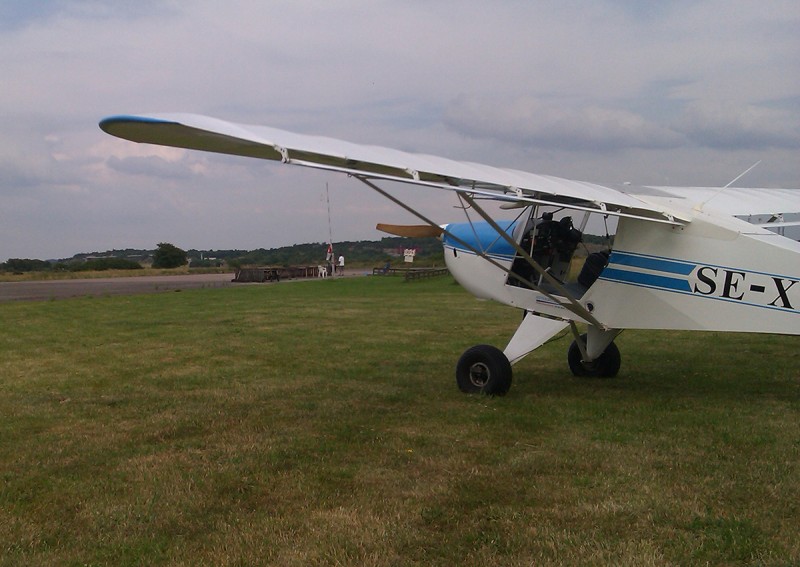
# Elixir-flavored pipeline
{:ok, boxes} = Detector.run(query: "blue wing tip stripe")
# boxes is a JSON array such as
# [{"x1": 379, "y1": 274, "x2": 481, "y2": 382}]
[{"x1": 99, "y1": 115, "x2": 177, "y2": 131}]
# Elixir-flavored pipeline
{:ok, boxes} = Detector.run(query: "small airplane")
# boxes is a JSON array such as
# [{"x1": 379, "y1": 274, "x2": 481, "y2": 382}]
[{"x1": 100, "y1": 113, "x2": 800, "y2": 395}]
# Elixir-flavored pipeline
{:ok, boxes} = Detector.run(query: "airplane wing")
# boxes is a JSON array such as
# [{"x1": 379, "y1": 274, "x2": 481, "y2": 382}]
[
  {"x1": 99, "y1": 113, "x2": 684, "y2": 225},
  {"x1": 641, "y1": 186, "x2": 800, "y2": 226}
]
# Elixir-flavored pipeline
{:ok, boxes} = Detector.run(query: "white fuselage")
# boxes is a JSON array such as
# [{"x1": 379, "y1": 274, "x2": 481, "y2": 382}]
[{"x1": 442, "y1": 211, "x2": 800, "y2": 335}]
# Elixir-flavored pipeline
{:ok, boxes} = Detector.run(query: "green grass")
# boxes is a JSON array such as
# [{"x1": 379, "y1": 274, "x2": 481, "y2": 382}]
[
  {"x1": 0, "y1": 266, "x2": 227, "y2": 282},
  {"x1": 1, "y1": 276, "x2": 798, "y2": 566}
]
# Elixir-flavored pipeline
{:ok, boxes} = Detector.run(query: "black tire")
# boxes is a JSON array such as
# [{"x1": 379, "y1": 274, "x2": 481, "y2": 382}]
[
  {"x1": 567, "y1": 334, "x2": 621, "y2": 378},
  {"x1": 456, "y1": 345, "x2": 513, "y2": 395}
]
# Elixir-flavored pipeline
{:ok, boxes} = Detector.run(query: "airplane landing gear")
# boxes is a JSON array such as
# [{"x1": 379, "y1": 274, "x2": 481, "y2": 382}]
[
  {"x1": 456, "y1": 344, "x2": 512, "y2": 395},
  {"x1": 567, "y1": 333, "x2": 621, "y2": 377}
]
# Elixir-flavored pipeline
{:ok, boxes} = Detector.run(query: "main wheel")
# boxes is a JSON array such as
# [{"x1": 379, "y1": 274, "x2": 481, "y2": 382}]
[
  {"x1": 456, "y1": 345, "x2": 513, "y2": 395},
  {"x1": 567, "y1": 334, "x2": 621, "y2": 378}
]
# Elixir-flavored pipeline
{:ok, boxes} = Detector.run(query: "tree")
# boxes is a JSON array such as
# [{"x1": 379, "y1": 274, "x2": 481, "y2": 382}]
[
  {"x1": 2, "y1": 258, "x2": 51, "y2": 272},
  {"x1": 152, "y1": 242, "x2": 187, "y2": 269}
]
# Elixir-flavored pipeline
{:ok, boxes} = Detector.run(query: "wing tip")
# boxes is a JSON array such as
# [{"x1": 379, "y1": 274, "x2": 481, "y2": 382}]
[{"x1": 99, "y1": 114, "x2": 177, "y2": 134}]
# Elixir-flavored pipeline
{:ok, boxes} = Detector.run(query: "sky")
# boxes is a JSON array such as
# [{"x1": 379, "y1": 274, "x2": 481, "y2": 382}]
[{"x1": 1, "y1": 0, "x2": 798, "y2": 260}]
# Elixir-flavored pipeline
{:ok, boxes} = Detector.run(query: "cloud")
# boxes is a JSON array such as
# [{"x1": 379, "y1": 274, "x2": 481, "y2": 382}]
[
  {"x1": 443, "y1": 96, "x2": 683, "y2": 151},
  {"x1": 673, "y1": 101, "x2": 800, "y2": 150},
  {"x1": 105, "y1": 155, "x2": 198, "y2": 180},
  {"x1": 0, "y1": 0, "x2": 798, "y2": 259}
]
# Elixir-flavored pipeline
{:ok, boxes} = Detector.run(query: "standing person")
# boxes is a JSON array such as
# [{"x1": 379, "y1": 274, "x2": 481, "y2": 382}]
[{"x1": 337, "y1": 254, "x2": 345, "y2": 275}]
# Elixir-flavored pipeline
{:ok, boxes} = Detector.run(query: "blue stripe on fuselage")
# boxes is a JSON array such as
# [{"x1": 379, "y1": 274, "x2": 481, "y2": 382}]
[
  {"x1": 608, "y1": 251, "x2": 694, "y2": 275},
  {"x1": 600, "y1": 268, "x2": 693, "y2": 292}
]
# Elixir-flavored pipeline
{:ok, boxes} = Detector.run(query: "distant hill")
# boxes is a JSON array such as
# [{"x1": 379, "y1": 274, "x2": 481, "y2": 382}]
[
  {"x1": 2, "y1": 237, "x2": 446, "y2": 272},
  {"x1": 4, "y1": 233, "x2": 613, "y2": 272},
  {"x1": 189, "y1": 237, "x2": 446, "y2": 267}
]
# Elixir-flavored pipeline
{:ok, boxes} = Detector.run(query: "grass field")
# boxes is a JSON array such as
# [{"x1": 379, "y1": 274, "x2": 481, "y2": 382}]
[
  {"x1": 1, "y1": 276, "x2": 798, "y2": 566},
  {"x1": 0, "y1": 266, "x2": 225, "y2": 282}
]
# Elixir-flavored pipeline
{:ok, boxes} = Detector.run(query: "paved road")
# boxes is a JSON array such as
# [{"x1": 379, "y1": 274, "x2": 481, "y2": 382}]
[{"x1": 0, "y1": 273, "x2": 236, "y2": 303}]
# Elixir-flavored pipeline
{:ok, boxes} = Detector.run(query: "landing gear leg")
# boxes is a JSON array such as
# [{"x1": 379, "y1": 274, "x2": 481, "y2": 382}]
[
  {"x1": 456, "y1": 345, "x2": 513, "y2": 395},
  {"x1": 567, "y1": 333, "x2": 621, "y2": 378}
]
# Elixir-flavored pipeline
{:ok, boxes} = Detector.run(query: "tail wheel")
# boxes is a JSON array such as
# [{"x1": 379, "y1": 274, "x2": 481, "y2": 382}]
[
  {"x1": 456, "y1": 345, "x2": 513, "y2": 395},
  {"x1": 568, "y1": 334, "x2": 621, "y2": 378}
]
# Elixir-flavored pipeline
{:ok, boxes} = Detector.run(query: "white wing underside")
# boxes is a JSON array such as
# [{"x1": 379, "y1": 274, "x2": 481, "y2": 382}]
[
  {"x1": 100, "y1": 113, "x2": 800, "y2": 225},
  {"x1": 647, "y1": 187, "x2": 800, "y2": 225}
]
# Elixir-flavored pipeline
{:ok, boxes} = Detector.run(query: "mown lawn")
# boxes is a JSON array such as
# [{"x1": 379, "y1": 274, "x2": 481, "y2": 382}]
[{"x1": 1, "y1": 276, "x2": 798, "y2": 565}]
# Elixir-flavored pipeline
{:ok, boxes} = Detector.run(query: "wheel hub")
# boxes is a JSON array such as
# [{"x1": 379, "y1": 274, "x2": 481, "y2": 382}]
[{"x1": 468, "y1": 362, "x2": 490, "y2": 387}]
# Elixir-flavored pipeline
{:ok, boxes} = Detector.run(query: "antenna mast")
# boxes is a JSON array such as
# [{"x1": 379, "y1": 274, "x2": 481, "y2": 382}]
[
  {"x1": 697, "y1": 160, "x2": 761, "y2": 211},
  {"x1": 326, "y1": 182, "x2": 334, "y2": 246},
  {"x1": 325, "y1": 182, "x2": 335, "y2": 274}
]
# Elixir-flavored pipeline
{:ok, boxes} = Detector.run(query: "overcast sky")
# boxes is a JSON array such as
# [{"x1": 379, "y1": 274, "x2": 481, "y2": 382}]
[{"x1": 2, "y1": 0, "x2": 798, "y2": 260}]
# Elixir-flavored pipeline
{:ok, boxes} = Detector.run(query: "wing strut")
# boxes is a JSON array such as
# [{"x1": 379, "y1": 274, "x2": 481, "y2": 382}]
[{"x1": 355, "y1": 176, "x2": 604, "y2": 328}]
